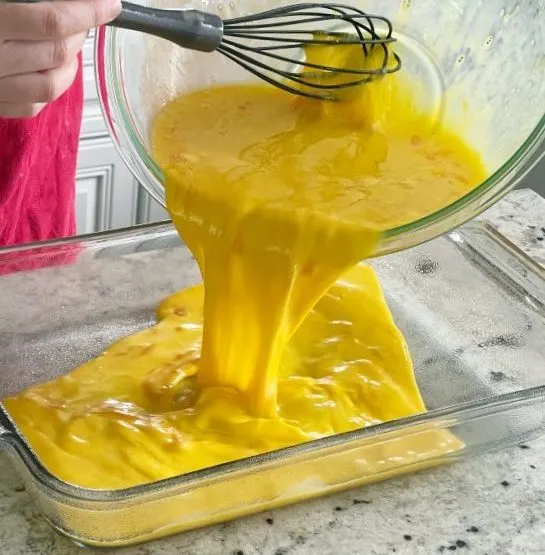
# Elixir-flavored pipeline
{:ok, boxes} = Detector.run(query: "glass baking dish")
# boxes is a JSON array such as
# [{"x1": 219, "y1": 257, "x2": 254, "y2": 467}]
[{"x1": 1, "y1": 219, "x2": 545, "y2": 548}]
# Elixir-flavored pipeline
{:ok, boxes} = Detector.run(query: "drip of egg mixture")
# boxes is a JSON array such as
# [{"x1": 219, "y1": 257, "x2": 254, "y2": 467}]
[
  {"x1": 4, "y1": 45, "x2": 486, "y2": 490},
  {"x1": 156, "y1": 77, "x2": 484, "y2": 417}
]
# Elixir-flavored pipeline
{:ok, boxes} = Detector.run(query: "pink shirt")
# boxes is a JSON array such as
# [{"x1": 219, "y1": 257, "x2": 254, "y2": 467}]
[{"x1": 0, "y1": 55, "x2": 83, "y2": 247}]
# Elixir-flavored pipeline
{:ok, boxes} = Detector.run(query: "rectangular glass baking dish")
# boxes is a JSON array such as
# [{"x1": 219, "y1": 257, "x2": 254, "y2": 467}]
[{"x1": 0, "y1": 219, "x2": 545, "y2": 548}]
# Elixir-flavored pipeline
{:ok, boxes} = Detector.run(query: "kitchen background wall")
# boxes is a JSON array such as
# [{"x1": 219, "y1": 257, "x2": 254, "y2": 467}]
[
  {"x1": 77, "y1": 31, "x2": 168, "y2": 236},
  {"x1": 79, "y1": 34, "x2": 545, "y2": 235},
  {"x1": 523, "y1": 155, "x2": 545, "y2": 198}
]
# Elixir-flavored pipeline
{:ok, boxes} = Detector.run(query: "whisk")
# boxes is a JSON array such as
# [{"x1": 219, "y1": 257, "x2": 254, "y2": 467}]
[
  {"x1": 10, "y1": 0, "x2": 400, "y2": 99},
  {"x1": 111, "y1": 2, "x2": 401, "y2": 100}
]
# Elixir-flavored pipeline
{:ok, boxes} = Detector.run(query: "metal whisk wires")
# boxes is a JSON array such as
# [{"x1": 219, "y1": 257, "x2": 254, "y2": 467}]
[
  {"x1": 219, "y1": 3, "x2": 401, "y2": 100},
  {"x1": 105, "y1": 1, "x2": 401, "y2": 101}
]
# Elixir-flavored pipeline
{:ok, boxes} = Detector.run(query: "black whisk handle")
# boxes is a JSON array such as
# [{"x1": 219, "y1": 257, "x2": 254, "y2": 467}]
[
  {"x1": 113, "y1": 2, "x2": 223, "y2": 53},
  {"x1": 3, "y1": 0, "x2": 224, "y2": 53}
]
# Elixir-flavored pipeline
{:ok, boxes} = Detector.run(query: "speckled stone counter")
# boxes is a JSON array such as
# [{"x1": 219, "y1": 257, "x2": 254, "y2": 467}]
[{"x1": 1, "y1": 189, "x2": 545, "y2": 555}]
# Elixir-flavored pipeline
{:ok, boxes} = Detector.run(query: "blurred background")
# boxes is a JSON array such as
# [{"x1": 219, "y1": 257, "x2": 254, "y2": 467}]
[{"x1": 522, "y1": 153, "x2": 545, "y2": 197}]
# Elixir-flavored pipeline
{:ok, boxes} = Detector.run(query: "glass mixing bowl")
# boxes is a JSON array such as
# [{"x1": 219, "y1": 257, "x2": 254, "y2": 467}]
[{"x1": 95, "y1": 0, "x2": 545, "y2": 256}]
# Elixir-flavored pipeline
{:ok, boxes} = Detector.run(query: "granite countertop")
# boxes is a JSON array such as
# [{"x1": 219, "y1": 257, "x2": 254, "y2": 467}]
[{"x1": 1, "y1": 189, "x2": 545, "y2": 555}]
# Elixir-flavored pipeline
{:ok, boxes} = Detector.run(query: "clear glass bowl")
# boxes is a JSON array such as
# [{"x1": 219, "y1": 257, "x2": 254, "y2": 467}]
[{"x1": 96, "y1": 0, "x2": 545, "y2": 256}]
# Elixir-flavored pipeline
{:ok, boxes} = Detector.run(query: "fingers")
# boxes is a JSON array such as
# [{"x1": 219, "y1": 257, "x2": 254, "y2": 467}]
[
  {"x1": 0, "y1": 32, "x2": 87, "y2": 78},
  {"x1": 0, "y1": 0, "x2": 121, "y2": 41},
  {"x1": 0, "y1": 102, "x2": 47, "y2": 119},
  {"x1": 0, "y1": 0, "x2": 121, "y2": 118},
  {"x1": 0, "y1": 57, "x2": 79, "y2": 104}
]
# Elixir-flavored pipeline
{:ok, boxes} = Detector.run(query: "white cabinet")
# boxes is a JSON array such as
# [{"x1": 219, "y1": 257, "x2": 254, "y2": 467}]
[
  {"x1": 75, "y1": 173, "x2": 104, "y2": 235},
  {"x1": 75, "y1": 138, "x2": 139, "y2": 234},
  {"x1": 77, "y1": 31, "x2": 169, "y2": 234},
  {"x1": 136, "y1": 188, "x2": 170, "y2": 223},
  {"x1": 81, "y1": 30, "x2": 107, "y2": 140}
]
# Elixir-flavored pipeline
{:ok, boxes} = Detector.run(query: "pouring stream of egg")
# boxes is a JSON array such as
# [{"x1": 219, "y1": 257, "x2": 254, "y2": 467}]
[{"x1": 3, "y1": 44, "x2": 484, "y2": 489}]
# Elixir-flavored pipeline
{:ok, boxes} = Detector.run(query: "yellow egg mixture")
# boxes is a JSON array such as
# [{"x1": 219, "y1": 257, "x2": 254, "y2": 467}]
[{"x1": 4, "y1": 47, "x2": 486, "y2": 490}]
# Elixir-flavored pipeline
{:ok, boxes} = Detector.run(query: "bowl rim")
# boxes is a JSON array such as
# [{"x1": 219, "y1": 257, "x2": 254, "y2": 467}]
[{"x1": 94, "y1": 25, "x2": 545, "y2": 253}]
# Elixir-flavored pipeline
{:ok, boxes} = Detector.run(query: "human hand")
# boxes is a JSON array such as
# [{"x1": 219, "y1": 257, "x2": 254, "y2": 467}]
[{"x1": 0, "y1": 0, "x2": 121, "y2": 118}]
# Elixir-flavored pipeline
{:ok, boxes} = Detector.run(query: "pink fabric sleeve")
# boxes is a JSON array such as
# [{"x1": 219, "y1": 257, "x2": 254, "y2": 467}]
[{"x1": 0, "y1": 53, "x2": 84, "y2": 248}]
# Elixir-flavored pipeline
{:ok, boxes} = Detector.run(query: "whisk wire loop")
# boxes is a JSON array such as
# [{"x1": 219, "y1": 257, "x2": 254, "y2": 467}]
[
  {"x1": 219, "y1": 3, "x2": 401, "y2": 100},
  {"x1": 100, "y1": 1, "x2": 402, "y2": 101}
]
